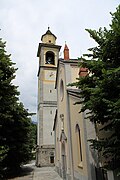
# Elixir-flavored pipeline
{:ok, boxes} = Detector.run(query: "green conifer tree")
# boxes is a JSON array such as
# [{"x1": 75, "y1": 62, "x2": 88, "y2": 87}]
[
  {"x1": 0, "y1": 38, "x2": 34, "y2": 177},
  {"x1": 72, "y1": 5, "x2": 120, "y2": 172}
]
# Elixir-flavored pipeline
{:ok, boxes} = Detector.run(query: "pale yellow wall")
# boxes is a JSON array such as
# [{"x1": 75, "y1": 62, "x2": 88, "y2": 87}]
[
  {"x1": 55, "y1": 62, "x2": 81, "y2": 175},
  {"x1": 65, "y1": 63, "x2": 79, "y2": 89},
  {"x1": 71, "y1": 66, "x2": 79, "y2": 83},
  {"x1": 42, "y1": 34, "x2": 56, "y2": 44},
  {"x1": 69, "y1": 95, "x2": 88, "y2": 176},
  {"x1": 43, "y1": 106, "x2": 55, "y2": 145},
  {"x1": 57, "y1": 64, "x2": 70, "y2": 171},
  {"x1": 44, "y1": 69, "x2": 56, "y2": 82},
  {"x1": 54, "y1": 60, "x2": 98, "y2": 179},
  {"x1": 55, "y1": 61, "x2": 90, "y2": 178},
  {"x1": 55, "y1": 117, "x2": 61, "y2": 167},
  {"x1": 43, "y1": 69, "x2": 57, "y2": 102},
  {"x1": 38, "y1": 69, "x2": 57, "y2": 103}
]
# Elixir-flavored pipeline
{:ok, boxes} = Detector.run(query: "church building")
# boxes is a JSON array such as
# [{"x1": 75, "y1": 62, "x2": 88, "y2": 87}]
[
  {"x1": 53, "y1": 44, "x2": 101, "y2": 180},
  {"x1": 36, "y1": 28, "x2": 115, "y2": 180}
]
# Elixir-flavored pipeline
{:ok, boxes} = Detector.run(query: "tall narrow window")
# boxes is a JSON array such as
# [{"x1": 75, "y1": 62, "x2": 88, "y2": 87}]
[
  {"x1": 60, "y1": 80, "x2": 64, "y2": 101},
  {"x1": 76, "y1": 124, "x2": 83, "y2": 165}
]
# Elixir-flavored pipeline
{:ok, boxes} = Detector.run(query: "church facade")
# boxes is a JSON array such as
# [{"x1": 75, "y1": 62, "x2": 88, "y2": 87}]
[{"x1": 53, "y1": 45, "x2": 101, "y2": 180}]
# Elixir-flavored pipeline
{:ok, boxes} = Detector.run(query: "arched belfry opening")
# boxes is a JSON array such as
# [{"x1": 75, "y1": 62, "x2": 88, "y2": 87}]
[{"x1": 46, "y1": 51, "x2": 55, "y2": 65}]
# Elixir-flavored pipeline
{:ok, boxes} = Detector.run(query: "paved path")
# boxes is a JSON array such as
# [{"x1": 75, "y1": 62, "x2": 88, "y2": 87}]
[
  {"x1": 8, "y1": 162, "x2": 62, "y2": 180},
  {"x1": 33, "y1": 167, "x2": 62, "y2": 180}
]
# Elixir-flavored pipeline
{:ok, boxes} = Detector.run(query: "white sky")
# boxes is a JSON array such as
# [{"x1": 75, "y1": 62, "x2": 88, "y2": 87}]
[{"x1": 0, "y1": 0, "x2": 119, "y2": 122}]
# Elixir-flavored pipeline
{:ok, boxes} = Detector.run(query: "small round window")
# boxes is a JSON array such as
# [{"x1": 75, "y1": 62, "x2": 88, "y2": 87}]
[{"x1": 60, "y1": 80, "x2": 64, "y2": 101}]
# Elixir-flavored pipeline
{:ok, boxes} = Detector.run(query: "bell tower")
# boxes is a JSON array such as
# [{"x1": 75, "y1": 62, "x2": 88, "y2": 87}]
[{"x1": 36, "y1": 28, "x2": 61, "y2": 167}]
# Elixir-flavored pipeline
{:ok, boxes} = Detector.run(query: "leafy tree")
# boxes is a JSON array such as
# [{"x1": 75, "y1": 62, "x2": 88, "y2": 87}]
[
  {"x1": 31, "y1": 122, "x2": 37, "y2": 149},
  {"x1": 3, "y1": 103, "x2": 34, "y2": 171},
  {"x1": 0, "y1": 146, "x2": 9, "y2": 178},
  {"x1": 0, "y1": 38, "x2": 19, "y2": 176},
  {"x1": 0, "y1": 38, "x2": 34, "y2": 177},
  {"x1": 30, "y1": 122, "x2": 37, "y2": 159},
  {"x1": 72, "y1": 5, "x2": 120, "y2": 172}
]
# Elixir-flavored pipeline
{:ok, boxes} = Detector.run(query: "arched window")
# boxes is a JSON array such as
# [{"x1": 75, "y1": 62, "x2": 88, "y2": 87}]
[
  {"x1": 46, "y1": 51, "x2": 55, "y2": 65},
  {"x1": 60, "y1": 80, "x2": 64, "y2": 101},
  {"x1": 75, "y1": 124, "x2": 82, "y2": 164}
]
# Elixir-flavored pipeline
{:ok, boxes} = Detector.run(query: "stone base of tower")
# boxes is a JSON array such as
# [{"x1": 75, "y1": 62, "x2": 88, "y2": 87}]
[{"x1": 36, "y1": 145, "x2": 55, "y2": 167}]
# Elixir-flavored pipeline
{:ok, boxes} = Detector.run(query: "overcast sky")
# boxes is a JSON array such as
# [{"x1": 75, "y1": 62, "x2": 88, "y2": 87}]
[{"x1": 0, "y1": 0, "x2": 119, "y2": 122}]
